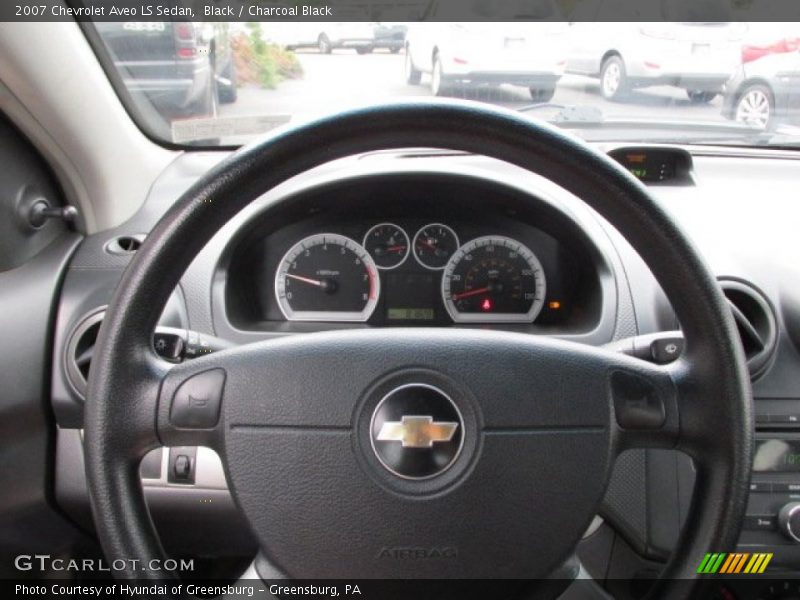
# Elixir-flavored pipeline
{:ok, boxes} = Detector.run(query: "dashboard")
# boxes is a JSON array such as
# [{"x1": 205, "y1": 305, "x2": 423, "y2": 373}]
[
  {"x1": 44, "y1": 146, "x2": 800, "y2": 594},
  {"x1": 222, "y1": 174, "x2": 604, "y2": 335}
]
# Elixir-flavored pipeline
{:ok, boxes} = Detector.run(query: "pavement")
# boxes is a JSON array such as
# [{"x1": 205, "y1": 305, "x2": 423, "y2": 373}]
[{"x1": 218, "y1": 48, "x2": 729, "y2": 141}]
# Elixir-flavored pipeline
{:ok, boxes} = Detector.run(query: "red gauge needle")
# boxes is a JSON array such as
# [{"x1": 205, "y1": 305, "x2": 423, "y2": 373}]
[
  {"x1": 417, "y1": 239, "x2": 438, "y2": 251},
  {"x1": 285, "y1": 273, "x2": 323, "y2": 287},
  {"x1": 386, "y1": 245, "x2": 407, "y2": 253},
  {"x1": 452, "y1": 287, "x2": 491, "y2": 301}
]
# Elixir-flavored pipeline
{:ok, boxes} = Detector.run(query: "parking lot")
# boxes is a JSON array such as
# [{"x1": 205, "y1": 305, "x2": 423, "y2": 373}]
[{"x1": 220, "y1": 48, "x2": 724, "y2": 126}]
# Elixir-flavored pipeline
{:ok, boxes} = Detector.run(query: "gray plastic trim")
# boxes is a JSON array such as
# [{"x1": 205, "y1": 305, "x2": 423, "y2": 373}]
[{"x1": 207, "y1": 163, "x2": 621, "y2": 346}]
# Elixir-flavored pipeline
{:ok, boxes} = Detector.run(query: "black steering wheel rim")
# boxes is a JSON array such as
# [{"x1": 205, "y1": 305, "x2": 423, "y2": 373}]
[{"x1": 85, "y1": 100, "x2": 752, "y2": 598}]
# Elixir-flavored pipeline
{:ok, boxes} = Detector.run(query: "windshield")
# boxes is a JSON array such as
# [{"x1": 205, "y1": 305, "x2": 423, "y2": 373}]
[{"x1": 88, "y1": 19, "x2": 800, "y2": 147}]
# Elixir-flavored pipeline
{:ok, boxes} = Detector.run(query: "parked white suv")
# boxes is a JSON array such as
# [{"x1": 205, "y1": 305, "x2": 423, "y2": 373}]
[
  {"x1": 405, "y1": 21, "x2": 569, "y2": 101},
  {"x1": 565, "y1": 9, "x2": 745, "y2": 102}
]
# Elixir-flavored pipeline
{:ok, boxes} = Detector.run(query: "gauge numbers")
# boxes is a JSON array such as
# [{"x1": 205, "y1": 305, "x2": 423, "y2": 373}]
[
  {"x1": 442, "y1": 236, "x2": 546, "y2": 323},
  {"x1": 275, "y1": 234, "x2": 379, "y2": 322}
]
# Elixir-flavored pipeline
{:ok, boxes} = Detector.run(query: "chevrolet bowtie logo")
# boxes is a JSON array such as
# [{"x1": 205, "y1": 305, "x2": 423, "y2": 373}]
[{"x1": 376, "y1": 416, "x2": 459, "y2": 448}]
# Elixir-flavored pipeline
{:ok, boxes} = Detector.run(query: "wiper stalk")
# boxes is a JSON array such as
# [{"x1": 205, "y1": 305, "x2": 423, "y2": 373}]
[{"x1": 518, "y1": 103, "x2": 605, "y2": 123}]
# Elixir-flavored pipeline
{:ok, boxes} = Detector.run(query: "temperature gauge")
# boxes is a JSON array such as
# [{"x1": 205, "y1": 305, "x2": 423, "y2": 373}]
[{"x1": 363, "y1": 223, "x2": 410, "y2": 270}]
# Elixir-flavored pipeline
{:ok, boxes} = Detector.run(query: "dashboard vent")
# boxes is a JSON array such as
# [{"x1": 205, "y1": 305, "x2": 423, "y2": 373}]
[
  {"x1": 719, "y1": 279, "x2": 778, "y2": 380},
  {"x1": 64, "y1": 310, "x2": 105, "y2": 399},
  {"x1": 105, "y1": 234, "x2": 145, "y2": 255}
]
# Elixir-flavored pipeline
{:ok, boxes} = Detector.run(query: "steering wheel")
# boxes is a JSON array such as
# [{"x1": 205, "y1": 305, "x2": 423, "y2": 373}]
[{"x1": 84, "y1": 101, "x2": 752, "y2": 598}]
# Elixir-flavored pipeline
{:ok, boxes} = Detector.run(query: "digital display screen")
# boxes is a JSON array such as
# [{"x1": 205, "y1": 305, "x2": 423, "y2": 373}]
[
  {"x1": 753, "y1": 439, "x2": 800, "y2": 472},
  {"x1": 608, "y1": 148, "x2": 688, "y2": 184},
  {"x1": 385, "y1": 272, "x2": 438, "y2": 322},
  {"x1": 622, "y1": 153, "x2": 674, "y2": 182},
  {"x1": 387, "y1": 308, "x2": 435, "y2": 321}
]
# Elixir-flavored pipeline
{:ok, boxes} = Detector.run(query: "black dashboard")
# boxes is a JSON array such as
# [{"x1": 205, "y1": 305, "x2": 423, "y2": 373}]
[
  {"x1": 223, "y1": 175, "x2": 604, "y2": 334},
  {"x1": 45, "y1": 146, "x2": 800, "y2": 592}
]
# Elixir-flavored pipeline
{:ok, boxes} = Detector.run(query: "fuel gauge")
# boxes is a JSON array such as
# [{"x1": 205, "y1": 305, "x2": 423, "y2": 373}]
[{"x1": 413, "y1": 223, "x2": 459, "y2": 270}]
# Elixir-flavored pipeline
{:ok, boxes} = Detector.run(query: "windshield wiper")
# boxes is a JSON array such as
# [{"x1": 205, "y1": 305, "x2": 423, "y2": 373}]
[{"x1": 518, "y1": 103, "x2": 605, "y2": 123}]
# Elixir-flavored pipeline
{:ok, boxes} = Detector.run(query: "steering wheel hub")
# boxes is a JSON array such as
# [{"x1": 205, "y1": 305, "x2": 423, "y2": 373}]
[
  {"x1": 215, "y1": 331, "x2": 613, "y2": 579},
  {"x1": 369, "y1": 382, "x2": 464, "y2": 480}
]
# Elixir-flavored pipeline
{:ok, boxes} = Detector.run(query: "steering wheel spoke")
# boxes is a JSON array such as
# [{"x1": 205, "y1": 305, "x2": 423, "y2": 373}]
[
  {"x1": 608, "y1": 353, "x2": 687, "y2": 452},
  {"x1": 84, "y1": 348, "x2": 170, "y2": 464}
]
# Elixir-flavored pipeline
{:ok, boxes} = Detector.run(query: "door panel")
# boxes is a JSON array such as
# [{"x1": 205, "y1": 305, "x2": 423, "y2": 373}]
[{"x1": 0, "y1": 112, "x2": 85, "y2": 573}]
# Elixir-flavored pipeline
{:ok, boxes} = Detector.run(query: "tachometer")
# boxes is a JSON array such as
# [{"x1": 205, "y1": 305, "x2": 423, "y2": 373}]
[
  {"x1": 275, "y1": 234, "x2": 379, "y2": 322},
  {"x1": 442, "y1": 236, "x2": 546, "y2": 323}
]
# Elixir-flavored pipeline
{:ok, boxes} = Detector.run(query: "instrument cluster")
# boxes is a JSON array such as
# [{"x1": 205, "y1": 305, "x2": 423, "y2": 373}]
[{"x1": 273, "y1": 222, "x2": 550, "y2": 325}]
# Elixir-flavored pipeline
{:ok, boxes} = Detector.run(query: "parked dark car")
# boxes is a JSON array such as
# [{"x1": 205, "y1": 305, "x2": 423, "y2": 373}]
[
  {"x1": 93, "y1": 22, "x2": 237, "y2": 120},
  {"x1": 278, "y1": 22, "x2": 376, "y2": 54},
  {"x1": 372, "y1": 23, "x2": 407, "y2": 53},
  {"x1": 722, "y1": 50, "x2": 800, "y2": 128}
]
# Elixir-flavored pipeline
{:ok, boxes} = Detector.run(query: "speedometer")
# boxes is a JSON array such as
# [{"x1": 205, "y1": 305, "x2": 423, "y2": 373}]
[
  {"x1": 442, "y1": 236, "x2": 546, "y2": 323},
  {"x1": 275, "y1": 233, "x2": 379, "y2": 322}
]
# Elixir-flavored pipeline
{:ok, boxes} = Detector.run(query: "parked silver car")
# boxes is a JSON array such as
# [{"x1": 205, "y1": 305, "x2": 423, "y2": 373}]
[{"x1": 566, "y1": 4, "x2": 745, "y2": 102}]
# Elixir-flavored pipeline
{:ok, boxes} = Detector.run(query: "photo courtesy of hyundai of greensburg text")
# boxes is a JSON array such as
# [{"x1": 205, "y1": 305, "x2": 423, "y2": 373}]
[{"x1": 2, "y1": 1, "x2": 800, "y2": 599}]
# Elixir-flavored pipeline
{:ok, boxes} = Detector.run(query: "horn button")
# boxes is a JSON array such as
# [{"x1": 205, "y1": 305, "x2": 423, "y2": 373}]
[
  {"x1": 370, "y1": 384, "x2": 464, "y2": 480},
  {"x1": 220, "y1": 329, "x2": 613, "y2": 578}
]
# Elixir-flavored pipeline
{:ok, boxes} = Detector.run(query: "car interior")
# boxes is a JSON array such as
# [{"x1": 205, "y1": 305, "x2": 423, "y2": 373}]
[{"x1": 1, "y1": 8, "x2": 800, "y2": 600}]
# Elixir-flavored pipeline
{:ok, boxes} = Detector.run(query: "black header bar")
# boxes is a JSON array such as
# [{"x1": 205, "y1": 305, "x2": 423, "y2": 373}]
[{"x1": 2, "y1": 0, "x2": 800, "y2": 22}]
